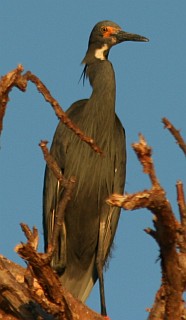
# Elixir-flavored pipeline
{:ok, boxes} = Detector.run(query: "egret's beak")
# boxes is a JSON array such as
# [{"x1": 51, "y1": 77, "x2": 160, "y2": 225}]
[{"x1": 116, "y1": 30, "x2": 149, "y2": 43}]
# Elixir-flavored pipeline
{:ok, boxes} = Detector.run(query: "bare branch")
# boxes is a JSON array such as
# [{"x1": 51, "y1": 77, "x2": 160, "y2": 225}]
[
  {"x1": 39, "y1": 140, "x2": 76, "y2": 259},
  {"x1": 39, "y1": 140, "x2": 66, "y2": 185},
  {"x1": 15, "y1": 225, "x2": 107, "y2": 320},
  {"x1": 146, "y1": 286, "x2": 165, "y2": 320},
  {"x1": 24, "y1": 71, "x2": 103, "y2": 155},
  {"x1": 132, "y1": 133, "x2": 161, "y2": 187},
  {"x1": 177, "y1": 180, "x2": 186, "y2": 223},
  {"x1": 176, "y1": 181, "x2": 186, "y2": 254},
  {"x1": 0, "y1": 64, "x2": 26, "y2": 134},
  {"x1": 0, "y1": 237, "x2": 105, "y2": 320},
  {"x1": 50, "y1": 176, "x2": 76, "y2": 261},
  {"x1": 162, "y1": 117, "x2": 186, "y2": 156},
  {"x1": 0, "y1": 66, "x2": 103, "y2": 155},
  {"x1": 107, "y1": 134, "x2": 186, "y2": 319}
]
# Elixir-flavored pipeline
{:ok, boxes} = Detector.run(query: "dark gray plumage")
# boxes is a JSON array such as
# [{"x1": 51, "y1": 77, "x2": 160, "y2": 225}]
[{"x1": 43, "y1": 20, "x2": 148, "y2": 316}]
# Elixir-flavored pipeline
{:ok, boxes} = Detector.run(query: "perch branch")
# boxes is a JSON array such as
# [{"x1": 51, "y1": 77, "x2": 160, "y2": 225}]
[
  {"x1": 0, "y1": 255, "x2": 51, "y2": 319},
  {"x1": 0, "y1": 236, "x2": 105, "y2": 319},
  {"x1": 15, "y1": 224, "x2": 106, "y2": 320}
]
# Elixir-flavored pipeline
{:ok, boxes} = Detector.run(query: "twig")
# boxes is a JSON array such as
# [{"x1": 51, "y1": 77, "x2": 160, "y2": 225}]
[
  {"x1": 177, "y1": 180, "x2": 186, "y2": 223},
  {"x1": 25, "y1": 71, "x2": 103, "y2": 155},
  {"x1": 144, "y1": 227, "x2": 157, "y2": 241},
  {"x1": 50, "y1": 176, "x2": 76, "y2": 268},
  {"x1": 132, "y1": 133, "x2": 161, "y2": 187},
  {"x1": 162, "y1": 117, "x2": 186, "y2": 156},
  {"x1": 176, "y1": 181, "x2": 186, "y2": 253},
  {"x1": 0, "y1": 65, "x2": 26, "y2": 134},
  {"x1": 20, "y1": 224, "x2": 39, "y2": 251},
  {"x1": 39, "y1": 140, "x2": 76, "y2": 261},
  {"x1": 0, "y1": 66, "x2": 103, "y2": 154},
  {"x1": 39, "y1": 140, "x2": 66, "y2": 185}
]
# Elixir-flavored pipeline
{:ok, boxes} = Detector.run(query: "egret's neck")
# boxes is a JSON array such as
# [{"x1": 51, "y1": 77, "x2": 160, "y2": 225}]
[
  {"x1": 82, "y1": 60, "x2": 116, "y2": 145},
  {"x1": 86, "y1": 59, "x2": 116, "y2": 110}
]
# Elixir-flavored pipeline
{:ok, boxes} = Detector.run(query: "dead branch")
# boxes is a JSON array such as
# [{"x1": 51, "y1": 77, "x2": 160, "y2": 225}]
[
  {"x1": 132, "y1": 133, "x2": 161, "y2": 187},
  {"x1": 15, "y1": 224, "x2": 104, "y2": 320},
  {"x1": 0, "y1": 65, "x2": 103, "y2": 154},
  {"x1": 50, "y1": 177, "x2": 75, "y2": 258},
  {"x1": 176, "y1": 181, "x2": 186, "y2": 255},
  {"x1": 146, "y1": 286, "x2": 165, "y2": 320},
  {"x1": 0, "y1": 225, "x2": 105, "y2": 320},
  {"x1": 162, "y1": 117, "x2": 186, "y2": 156},
  {"x1": 39, "y1": 140, "x2": 70, "y2": 188},
  {"x1": 39, "y1": 140, "x2": 76, "y2": 260},
  {"x1": 0, "y1": 65, "x2": 27, "y2": 134},
  {"x1": 107, "y1": 133, "x2": 186, "y2": 320},
  {"x1": 24, "y1": 71, "x2": 103, "y2": 154},
  {"x1": 0, "y1": 255, "x2": 51, "y2": 319},
  {"x1": 177, "y1": 180, "x2": 186, "y2": 223}
]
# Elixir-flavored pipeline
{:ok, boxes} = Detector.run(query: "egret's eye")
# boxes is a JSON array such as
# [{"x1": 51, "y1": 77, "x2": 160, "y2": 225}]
[{"x1": 100, "y1": 26, "x2": 108, "y2": 33}]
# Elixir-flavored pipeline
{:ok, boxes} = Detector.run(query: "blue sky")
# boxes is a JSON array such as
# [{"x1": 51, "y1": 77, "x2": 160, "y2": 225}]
[{"x1": 0, "y1": 1, "x2": 186, "y2": 319}]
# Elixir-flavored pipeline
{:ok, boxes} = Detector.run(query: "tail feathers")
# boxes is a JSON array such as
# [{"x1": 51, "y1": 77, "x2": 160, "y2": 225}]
[{"x1": 59, "y1": 255, "x2": 97, "y2": 302}]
